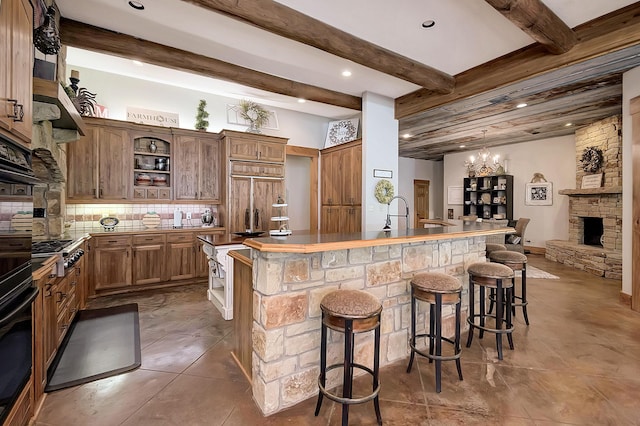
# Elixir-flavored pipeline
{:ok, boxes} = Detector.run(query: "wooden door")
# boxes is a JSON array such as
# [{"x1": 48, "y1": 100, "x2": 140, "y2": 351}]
[
  {"x1": 341, "y1": 143, "x2": 362, "y2": 206},
  {"x1": 631, "y1": 96, "x2": 640, "y2": 312},
  {"x1": 0, "y1": 0, "x2": 12, "y2": 133},
  {"x1": 67, "y1": 124, "x2": 99, "y2": 199},
  {"x1": 98, "y1": 126, "x2": 131, "y2": 199},
  {"x1": 10, "y1": 0, "x2": 32, "y2": 143},
  {"x1": 321, "y1": 206, "x2": 341, "y2": 234},
  {"x1": 341, "y1": 206, "x2": 362, "y2": 233},
  {"x1": 230, "y1": 177, "x2": 251, "y2": 233},
  {"x1": 229, "y1": 137, "x2": 259, "y2": 160},
  {"x1": 414, "y1": 179, "x2": 430, "y2": 227},
  {"x1": 321, "y1": 151, "x2": 341, "y2": 205},
  {"x1": 253, "y1": 178, "x2": 284, "y2": 232},
  {"x1": 133, "y1": 243, "x2": 165, "y2": 285},
  {"x1": 199, "y1": 137, "x2": 221, "y2": 201},
  {"x1": 42, "y1": 276, "x2": 59, "y2": 368},
  {"x1": 174, "y1": 135, "x2": 200, "y2": 200},
  {"x1": 166, "y1": 241, "x2": 196, "y2": 281},
  {"x1": 258, "y1": 141, "x2": 286, "y2": 162},
  {"x1": 94, "y1": 247, "x2": 132, "y2": 291}
]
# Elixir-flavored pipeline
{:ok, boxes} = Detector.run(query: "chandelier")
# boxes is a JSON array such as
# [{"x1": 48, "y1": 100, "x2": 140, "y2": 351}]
[{"x1": 464, "y1": 131, "x2": 505, "y2": 177}]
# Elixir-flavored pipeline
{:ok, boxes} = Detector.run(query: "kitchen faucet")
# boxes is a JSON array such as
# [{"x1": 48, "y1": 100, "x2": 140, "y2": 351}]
[{"x1": 383, "y1": 195, "x2": 410, "y2": 231}]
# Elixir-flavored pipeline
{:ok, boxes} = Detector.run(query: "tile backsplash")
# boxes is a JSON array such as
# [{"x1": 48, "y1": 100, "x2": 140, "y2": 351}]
[{"x1": 66, "y1": 203, "x2": 220, "y2": 230}]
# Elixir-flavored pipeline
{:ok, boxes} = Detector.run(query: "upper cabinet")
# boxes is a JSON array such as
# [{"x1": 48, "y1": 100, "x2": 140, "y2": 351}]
[
  {"x1": 0, "y1": 0, "x2": 33, "y2": 146},
  {"x1": 131, "y1": 126, "x2": 173, "y2": 201},
  {"x1": 225, "y1": 131, "x2": 287, "y2": 163},
  {"x1": 173, "y1": 131, "x2": 222, "y2": 203}
]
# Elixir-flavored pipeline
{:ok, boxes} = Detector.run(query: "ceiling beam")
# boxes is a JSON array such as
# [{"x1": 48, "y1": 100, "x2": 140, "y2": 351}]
[
  {"x1": 484, "y1": 0, "x2": 577, "y2": 54},
  {"x1": 396, "y1": 2, "x2": 640, "y2": 119},
  {"x1": 181, "y1": 0, "x2": 455, "y2": 94},
  {"x1": 59, "y1": 18, "x2": 362, "y2": 111}
]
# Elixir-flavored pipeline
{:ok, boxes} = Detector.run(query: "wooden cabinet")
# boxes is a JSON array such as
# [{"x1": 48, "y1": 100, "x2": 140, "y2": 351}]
[
  {"x1": 3, "y1": 375, "x2": 32, "y2": 426},
  {"x1": 0, "y1": 0, "x2": 32, "y2": 146},
  {"x1": 67, "y1": 124, "x2": 99, "y2": 200},
  {"x1": 166, "y1": 233, "x2": 196, "y2": 281},
  {"x1": 92, "y1": 235, "x2": 132, "y2": 292},
  {"x1": 132, "y1": 128, "x2": 172, "y2": 200},
  {"x1": 173, "y1": 132, "x2": 222, "y2": 202},
  {"x1": 230, "y1": 250, "x2": 253, "y2": 381},
  {"x1": 229, "y1": 176, "x2": 284, "y2": 233},
  {"x1": 132, "y1": 234, "x2": 166, "y2": 285},
  {"x1": 463, "y1": 175, "x2": 513, "y2": 220},
  {"x1": 226, "y1": 132, "x2": 286, "y2": 163},
  {"x1": 320, "y1": 139, "x2": 362, "y2": 233}
]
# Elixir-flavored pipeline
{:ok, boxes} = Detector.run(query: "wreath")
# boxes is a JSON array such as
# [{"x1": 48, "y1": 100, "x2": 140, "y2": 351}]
[
  {"x1": 580, "y1": 146, "x2": 603, "y2": 173},
  {"x1": 375, "y1": 179, "x2": 394, "y2": 204}
]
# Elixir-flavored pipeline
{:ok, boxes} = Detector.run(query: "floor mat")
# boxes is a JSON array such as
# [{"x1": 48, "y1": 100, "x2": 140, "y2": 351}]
[
  {"x1": 45, "y1": 303, "x2": 141, "y2": 392},
  {"x1": 516, "y1": 265, "x2": 559, "y2": 279}
]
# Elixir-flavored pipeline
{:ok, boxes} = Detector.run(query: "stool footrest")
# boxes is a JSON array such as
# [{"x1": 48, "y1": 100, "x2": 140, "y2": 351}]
[
  {"x1": 409, "y1": 333, "x2": 461, "y2": 362},
  {"x1": 318, "y1": 363, "x2": 380, "y2": 405},
  {"x1": 467, "y1": 315, "x2": 514, "y2": 334}
]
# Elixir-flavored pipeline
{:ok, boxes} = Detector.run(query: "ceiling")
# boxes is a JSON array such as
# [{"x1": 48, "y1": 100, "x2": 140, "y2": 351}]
[{"x1": 54, "y1": 0, "x2": 640, "y2": 160}]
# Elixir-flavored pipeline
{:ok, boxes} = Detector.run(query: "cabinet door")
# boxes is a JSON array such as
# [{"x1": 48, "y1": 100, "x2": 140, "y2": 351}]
[
  {"x1": 340, "y1": 206, "x2": 362, "y2": 233},
  {"x1": 166, "y1": 241, "x2": 196, "y2": 281},
  {"x1": 199, "y1": 137, "x2": 221, "y2": 201},
  {"x1": 42, "y1": 277, "x2": 58, "y2": 368},
  {"x1": 94, "y1": 247, "x2": 132, "y2": 291},
  {"x1": 174, "y1": 135, "x2": 200, "y2": 200},
  {"x1": 98, "y1": 127, "x2": 131, "y2": 199},
  {"x1": 321, "y1": 151, "x2": 341, "y2": 205},
  {"x1": 253, "y1": 178, "x2": 283, "y2": 232},
  {"x1": 67, "y1": 125, "x2": 99, "y2": 199},
  {"x1": 341, "y1": 144, "x2": 362, "y2": 205},
  {"x1": 9, "y1": 0, "x2": 32, "y2": 143},
  {"x1": 258, "y1": 141, "x2": 285, "y2": 162},
  {"x1": 230, "y1": 177, "x2": 251, "y2": 233},
  {"x1": 321, "y1": 206, "x2": 341, "y2": 234},
  {"x1": 0, "y1": 0, "x2": 13, "y2": 133},
  {"x1": 229, "y1": 138, "x2": 259, "y2": 160},
  {"x1": 133, "y1": 243, "x2": 166, "y2": 285}
]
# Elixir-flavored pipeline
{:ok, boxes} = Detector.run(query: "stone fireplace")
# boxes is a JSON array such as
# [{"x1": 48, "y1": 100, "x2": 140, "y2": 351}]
[{"x1": 546, "y1": 116, "x2": 622, "y2": 279}]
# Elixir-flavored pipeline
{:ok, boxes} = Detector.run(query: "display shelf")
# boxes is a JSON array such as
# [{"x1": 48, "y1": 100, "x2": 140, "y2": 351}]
[
  {"x1": 270, "y1": 196, "x2": 291, "y2": 237},
  {"x1": 463, "y1": 175, "x2": 513, "y2": 220},
  {"x1": 133, "y1": 135, "x2": 172, "y2": 200}
]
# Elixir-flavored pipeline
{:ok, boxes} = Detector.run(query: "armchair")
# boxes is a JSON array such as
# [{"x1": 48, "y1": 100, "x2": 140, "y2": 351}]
[{"x1": 505, "y1": 218, "x2": 530, "y2": 254}]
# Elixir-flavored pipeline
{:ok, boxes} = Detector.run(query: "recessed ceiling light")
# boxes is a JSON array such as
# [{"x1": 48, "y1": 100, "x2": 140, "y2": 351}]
[
  {"x1": 128, "y1": 0, "x2": 145, "y2": 10},
  {"x1": 421, "y1": 20, "x2": 435, "y2": 28},
  {"x1": 297, "y1": 98, "x2": 306, "y2": 103},
  {"x1": 341, "y1": 70, "x2": 352, "y2": 77},
  {"x1": 516, "y1": 103, "x2": 527, "y2": 108},
  {"x1": 402, "y1": 133, "x2": 411, "y2": 139},
  {"x1": 459, "y1": 145, "x2": 466, "y2": 148},
  {"x1": 132, "y1": 60, "x2": 143, "y2": 66},
  {"x1": 565, "y1": 122, "x2": 573, "y2": 127}
]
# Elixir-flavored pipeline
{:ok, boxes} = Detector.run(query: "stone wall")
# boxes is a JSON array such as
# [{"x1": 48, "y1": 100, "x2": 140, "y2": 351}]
[
  {"x1": 574, "y1": 115, "x2": 621, "y2": 188},
  {"x1": 250, "y1": 236, "x2": 485, "y2": 415}
]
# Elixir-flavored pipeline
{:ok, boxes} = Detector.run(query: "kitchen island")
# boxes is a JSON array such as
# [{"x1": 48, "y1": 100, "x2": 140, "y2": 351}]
[{"x1": 234, "y1": 221, "x2": 512, "y2": 415}]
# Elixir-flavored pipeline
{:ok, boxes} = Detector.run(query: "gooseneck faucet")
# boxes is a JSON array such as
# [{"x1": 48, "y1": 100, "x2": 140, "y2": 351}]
[{"x1": 383, "y1": 195, "x2": 410, "y2": 231}]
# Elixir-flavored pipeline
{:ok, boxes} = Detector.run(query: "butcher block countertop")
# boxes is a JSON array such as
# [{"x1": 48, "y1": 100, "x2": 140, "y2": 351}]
[{"x1": 243, "y1": 220, "x2": 513, "y2": 254}]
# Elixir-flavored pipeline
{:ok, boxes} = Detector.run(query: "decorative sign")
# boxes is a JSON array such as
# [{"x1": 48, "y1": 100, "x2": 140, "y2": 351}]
[
  {"x1": 324, "y1": 118, "x2": 359, "y2": 148},
  {"x1": 226, "y1": 104, "x2": 279, "y2": 130},
  {"x1": 126, "y1": 107, "x2": 179, "y2": 127},
  {"x1": 373, "y1": 169, "x2": 393, "y2": 178},
  {"x1": 447, "y1": 186, "x2": 463, "y2": 205},
  {"x1": 581, "y1": 173, "x2": 603, "y2": 189}
]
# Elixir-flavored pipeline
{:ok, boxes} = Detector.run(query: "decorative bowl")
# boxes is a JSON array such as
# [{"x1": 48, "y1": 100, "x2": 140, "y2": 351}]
[{"x1": 138, "y1": 163, "x2": 155, "y2": 170}]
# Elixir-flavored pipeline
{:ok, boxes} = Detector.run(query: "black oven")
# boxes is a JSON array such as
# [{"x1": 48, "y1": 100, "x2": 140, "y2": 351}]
[{"x1": 0, "y1": 134, "x2": 38, "y2": 424}]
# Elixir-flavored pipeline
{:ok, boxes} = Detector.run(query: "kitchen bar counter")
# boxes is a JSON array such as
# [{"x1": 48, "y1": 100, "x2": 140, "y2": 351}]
[{"x1": 244, "y1": 221, "x2": 512, "y2": 416}]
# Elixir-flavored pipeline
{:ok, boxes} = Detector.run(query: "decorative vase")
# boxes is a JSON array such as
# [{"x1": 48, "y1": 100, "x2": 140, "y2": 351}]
[
  {"x1": 246, "y1": 122, "x2": 261, "y2": 134},
  {"x1": 149, "y1": 140, "x2": 157, "y2": 153}
]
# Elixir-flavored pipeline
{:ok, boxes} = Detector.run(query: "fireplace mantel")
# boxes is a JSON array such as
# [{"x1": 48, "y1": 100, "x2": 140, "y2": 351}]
[{"x1": 558, "y1": 186, "x2": 622, "y2": 196}]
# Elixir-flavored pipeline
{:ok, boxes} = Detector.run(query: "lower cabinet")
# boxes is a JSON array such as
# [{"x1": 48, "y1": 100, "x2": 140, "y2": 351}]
[
  {"x1": 92, "y1": 235, "x2": 133, "y2": 292},
  {"x1": 341, "y1": 206, "x2": 362, "y2": 234},
  {"x1": 132, "y1": 234, "x2": 166, "y2": 285},
  {"x1": 166, "y1": 233, "x2": 196, "y2": 281}
]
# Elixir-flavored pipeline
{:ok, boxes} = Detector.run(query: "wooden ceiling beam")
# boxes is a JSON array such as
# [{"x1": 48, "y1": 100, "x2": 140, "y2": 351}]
[
  {"x1": 59, "y1": 18, "x2": 362, "y2": 111},
  {"x1": 396, "y1": 2, "x2": 640, "y2": 119},
  {"x1": 181, "y1": 0, "x2": 455, "y2": 94},
  {"x1": 485, "y1": 0, "x2": 577, "y2": 54}
]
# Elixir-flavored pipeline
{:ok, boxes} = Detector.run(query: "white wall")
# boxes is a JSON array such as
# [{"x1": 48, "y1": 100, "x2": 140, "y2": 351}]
[
  {"x1": 285, "y1": 156, "x2": 310, "y2": 231},
  {"x1": 622, "y1": 66, "x2": 640, "y2": 296},
  {"x1": 361, "y1": 92, "x2": 399, "y2": 231},
  {"x1": 398, "y1": 157, "x2": 444, "y2": 224},
  {"x1": 443, "y1": 135, "x2": 575, "y2": 248}
]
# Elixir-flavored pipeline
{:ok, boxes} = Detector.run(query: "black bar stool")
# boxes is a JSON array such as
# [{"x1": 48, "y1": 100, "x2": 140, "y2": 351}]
[
  {"x1": 406, "y1": 272, "x2": 463, "y2": 393},
  {"x1": 466, "y1": 262, "x2": 515, "y2": 360},
  {"x1": 315, "y1": 289, "x2": 382, "y2": 426},
  {"x1": 486, "y1": 243, "x2": 507, "y2": 258},
  {"x1": 489, "y1": 250, "x2": 529, "y2": 325}
]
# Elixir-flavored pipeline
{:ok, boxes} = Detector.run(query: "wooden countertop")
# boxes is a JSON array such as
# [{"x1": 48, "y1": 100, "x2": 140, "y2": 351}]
[
  {"x1": 197, "y1": 233, "x2": 251, "y2": 247},
  {"x1": 243, "y1": 221, "x2": 513, "y2": 253},
  {"x1": 228, "y1": 249, "x2": 253, "y2": 266}
]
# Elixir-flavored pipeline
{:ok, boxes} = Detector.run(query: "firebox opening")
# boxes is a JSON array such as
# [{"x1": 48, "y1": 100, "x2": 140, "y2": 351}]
[{"x1": 583, "y1": 217, "x2": 603, "y2": 247}]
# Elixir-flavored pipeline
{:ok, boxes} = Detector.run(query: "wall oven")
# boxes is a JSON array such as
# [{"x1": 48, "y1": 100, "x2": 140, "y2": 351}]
[{"x1": 0, "y1": 134, "x2": 38, "y2": 424}]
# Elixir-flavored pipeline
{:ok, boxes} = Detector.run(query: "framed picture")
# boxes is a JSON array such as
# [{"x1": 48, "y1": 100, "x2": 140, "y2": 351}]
[
  {"x1": 525, "y1": 182, "x2": 553, "y2": 205},
  {"x1": 447, "y1": 186, "x2": 463, "y2": 205},
  {"x1": 324, "y1": 118, "x2": 359, "y2": 148}
]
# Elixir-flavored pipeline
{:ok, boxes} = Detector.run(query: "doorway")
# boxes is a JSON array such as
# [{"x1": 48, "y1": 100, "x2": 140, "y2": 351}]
[
  {"x1": 286, "y1": 146, "x2": 319, "y2": 232},
  {"x1": 413, "y1": 179, "x2": 430, "y2": 228}
]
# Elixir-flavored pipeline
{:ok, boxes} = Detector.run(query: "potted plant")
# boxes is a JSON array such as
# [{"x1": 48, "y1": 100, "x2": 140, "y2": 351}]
[
  {"x1": 195, "y1": 99, "x2": 209, "y2": 131},
  {"x1": 239, "y1": 99, "x2": 270, "y2": 133}
]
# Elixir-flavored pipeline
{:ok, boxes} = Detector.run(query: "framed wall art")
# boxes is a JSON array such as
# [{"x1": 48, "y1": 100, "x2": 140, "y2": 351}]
[
  {"x1": 525, "y1": 182, "x2": 553, "y2": 205},
  {"x1": 324, "y1": 118, "x2": 359, "y2": 148}
]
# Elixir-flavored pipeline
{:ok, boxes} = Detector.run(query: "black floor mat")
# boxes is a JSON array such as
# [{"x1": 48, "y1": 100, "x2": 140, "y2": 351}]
[{"x1": 45, "y1": 303, "x2": 141, "y2": 392}]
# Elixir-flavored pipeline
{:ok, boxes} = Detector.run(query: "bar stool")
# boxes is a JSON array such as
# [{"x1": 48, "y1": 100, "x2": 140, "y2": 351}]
[
  {"x1": 486, "y1": 243, "x2": 507, "y2": 258},
  {"x1": 407, "y1": 272, "x2": 463, "y2": 393},
  {"x1": 465, "y1": 262, "x2": 515, "y2": 360},
  {"x1": 315, "y1": 289, "x2": 383, "y2": 426},
  {"x1": 489, "y1": 250, "x2": 529, "y2": 325}
]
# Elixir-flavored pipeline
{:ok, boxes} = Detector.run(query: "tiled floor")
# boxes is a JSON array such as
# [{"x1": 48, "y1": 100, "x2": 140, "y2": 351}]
[{"x1": 35, "y1": 255, "x2": 640, "y2": 425}]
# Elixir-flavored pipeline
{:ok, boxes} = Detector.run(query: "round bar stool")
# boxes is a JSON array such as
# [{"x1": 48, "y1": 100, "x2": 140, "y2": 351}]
[
  {"x1": 406, "y1": 272, "x2": 463, "y2": 393},
  {"x1": 486, "y1": 243, "x2": 507, "y2": 258},
  {"x1": 488, "y1": 250, "x2": 529, "y2": 325},
  {"x1": 465, "y1": 262, "x2": 515, "y2": 360},
  {"x1": 315, "y1": 290, "x2": 383, "y2": 426}
]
